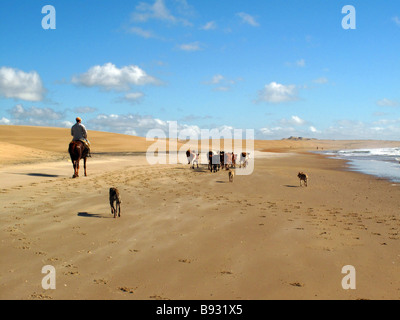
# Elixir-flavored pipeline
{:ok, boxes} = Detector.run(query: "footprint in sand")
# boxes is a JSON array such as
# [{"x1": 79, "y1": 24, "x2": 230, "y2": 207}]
[
  {"x1": 178, "y1": 259, "x2": 191, "y2": 263},
  {"x1": 63, "y1": 264, "x2": 79, "y2": 276},
  {"x1": 30, "y1": 292, "x2": 53, "y2": 300},
  {"x1": 289, "y1": 282, "x2": 304, "y2": 287},
  {"x1": 94, "y1": 279, "x2": 108, "y2": 285},
  {"x1": 220, "y1": 271, "x2": 233, "y2": 275},
  {"x1": 118, "y1": 287, "x2": 135, "y2": 294}
]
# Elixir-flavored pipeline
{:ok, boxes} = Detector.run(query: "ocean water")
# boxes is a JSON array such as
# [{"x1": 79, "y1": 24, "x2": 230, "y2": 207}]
[{"x1": 322, "y1": 147, "x2": 400, "y2": 183}]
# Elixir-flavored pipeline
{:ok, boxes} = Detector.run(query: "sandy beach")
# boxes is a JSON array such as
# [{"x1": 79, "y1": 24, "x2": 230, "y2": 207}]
[{"x1": 1, "y1": 125, "x2": 400, "y2": 300}]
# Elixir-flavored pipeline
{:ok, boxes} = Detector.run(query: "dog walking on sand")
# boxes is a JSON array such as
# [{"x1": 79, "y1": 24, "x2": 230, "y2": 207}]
[
  {"x1": 229, "y1": 169, "x2": 235, "y2": 183},
  {"x1": 109, "y1": 187, "x2": 121, "y2": 218},
  {"x1": 297, "y1": 172, "x2": 308, "y2": 187}
]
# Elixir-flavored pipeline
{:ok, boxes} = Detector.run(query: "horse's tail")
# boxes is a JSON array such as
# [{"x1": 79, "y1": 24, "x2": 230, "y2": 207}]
[
  {"x1": 69, "y1": 141, "x2": 80, "y2": 160},
  {"x1": 68, "y1": 142, "x2": 75, "y2": 155}
]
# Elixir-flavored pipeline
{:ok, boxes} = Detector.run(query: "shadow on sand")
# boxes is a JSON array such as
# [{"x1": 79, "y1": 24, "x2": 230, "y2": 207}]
[
  {"x1": 174, "y1": 166, "x2": 210, "y2": 173},
  {"x1": 10, "y1": 172, "x2": 61, "y2": 178},
  {"x1": 78, "y1": 212, "x2": 111, "y2": 219},
  {"x1": 26, "y1": 173, "x2": 61, "y2": 178}
]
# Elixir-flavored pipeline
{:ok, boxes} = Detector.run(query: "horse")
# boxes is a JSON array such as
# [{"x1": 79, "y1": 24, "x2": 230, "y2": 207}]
[{"x1": 68, "y1": 140, "x2": 89, "y2": 178}]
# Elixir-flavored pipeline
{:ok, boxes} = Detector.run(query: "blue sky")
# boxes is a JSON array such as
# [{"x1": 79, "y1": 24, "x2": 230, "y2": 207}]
[{"x1": 0, "y1": 0, "x2": 400, "y2": 140}]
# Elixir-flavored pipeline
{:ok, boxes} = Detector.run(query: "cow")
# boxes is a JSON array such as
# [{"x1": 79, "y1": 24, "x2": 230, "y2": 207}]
[
  {"x1": 239, "y1": 152, "x2": 250, "y2": 168},
  {"x1": 208, "y1": 151, "x2": 220, "y2": 172},
  {"x1": 186, "y1": 150, "x2": 199, "y2": 169},
  {"x1": 186, "y1": 149, "x2": 191, "y2": 164},
  {"x1": 225, "y1": 152, "x2": 237, "y2": 168},
  {"x1": 220, "y1": 151, "x2": 225, "y2": 169},
  {"x1": 211, "y1": 154, "x2": 221, "y2": 172},
  {"x1": 207, "y1": 151, "x2": 214, "y2": 171}
]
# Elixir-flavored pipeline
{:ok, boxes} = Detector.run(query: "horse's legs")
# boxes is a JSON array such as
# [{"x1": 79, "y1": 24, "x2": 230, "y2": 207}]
[
  {"x1": 72, "y1": 161, "x2": 75, "y2": 178},
  {"x1": 75, "y1": 158, "x2": 80, "y2": 177},
  {"x1": 72, "y1": 160, "x2": 78, "y2": 178},
  {"x1": 84, "y1": 157, "x2": 87, "y2": 176}
]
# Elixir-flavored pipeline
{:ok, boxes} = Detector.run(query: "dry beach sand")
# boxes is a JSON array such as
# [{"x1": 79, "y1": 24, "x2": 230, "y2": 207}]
[{"x1": 1, "y1": 125, "x2": 400, "y2": 300}]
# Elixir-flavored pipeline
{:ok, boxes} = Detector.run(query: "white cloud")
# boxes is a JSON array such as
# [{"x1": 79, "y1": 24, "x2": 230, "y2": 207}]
[
  {"x1": 204, "y1": 74, "x2": 242, "y2": 92},
  {"x1": 118, "y1": 92, "x2": 145, "y2": 104},
  {"x1": 296, "y1": 59, "x2": 305, "y2": 67},
  {"x1": 178, "y1": 124, "x2": 201, "y2": 138},
  {"x1": 6, "y1": 104, "x2": 65, "y2": 126},
  {"x1": 87, "y1": 113, "x2": 237, "y2": 139},
  {"x1": 237, "y1": 12, "x2": 259, "y2": 27},
  {"x1": 257, "y1": 82, "x2": 298, "y2": 104},
  {"x1": 132, "y1": 0, "x2": 191, "y2": 26},
  {"x1": 259, "y1": 127, "x2": 272, "y2": 135},
  {"x1": 213, "y1": 86, "x2": 230, "y2": 92},
  {"x1": 9, "y1": 104, "x2": 63, "y2": 120},
  {"x1": 178, "y1": 42, "x2": 202, "y2": 51},
  {"x1": 209, "y1": 74, "x2": 224, "y2": 84},
  {"x1": 127, "y1": 27, "x2": 157, "y2": 38},
  {"x1": 201, "y1": 21, "x2": 216, "y2": 30},
  {"x1": 277, "y1": 115, "x2": 308, "y2": 127},
  {"x1": 286, "y1": 59, "x2": 306, "y2": 68},
  {"x1": 0, "y1": 117, "x2": 11, "y2": 125},
  {"x1": 72, "y1": 63, "x2": 160, "y2": 91},
  {"x1": 313, "y1": 77, "x2": 329, "y2": 84},
  {"x1": 61, "y1": 120, "x2": 74, "y2": 128},
  {"x1": 258, "y1": 126, "x2": 296, "y2": 138},
  {"x1": 88, "y1": 113, "x2": 169, "y2": 136},
  {"x1": 321, "y1": 119, "x2": 400, "y2": 140},
  {"x1": 74, "y1": 106, "x2": 97, "y2": 114},
  {"x1": 309, "y1": 126, "x2": 318, "y2": 133},
  {"x1": 133, "y1": 0, "x2": 176, "y2": 22},
  {"x1": 291, "y1": 115, "x2": 306, "y2": 125},
  {"x1": 393, "y1": 16, "x2": 400, "y2": 26},
  {"x1": 0, "y1": 67, "x2": 46, "y2": 101},
  {"x1": 125, "y1": 92, "x2": 145, "y2": 100},
  {"x1": 376, "y1": 98, "x2": 399, "y2": 107}
]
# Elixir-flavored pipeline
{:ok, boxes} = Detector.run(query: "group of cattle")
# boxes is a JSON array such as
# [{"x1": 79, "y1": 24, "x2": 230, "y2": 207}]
[{"x1": 185, "y1": 150, "x2": 250, "y2": 172}]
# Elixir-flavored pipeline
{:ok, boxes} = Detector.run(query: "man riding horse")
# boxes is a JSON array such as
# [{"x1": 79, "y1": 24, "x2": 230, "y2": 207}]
[
  {"x1": 71, "y1": 117, "x2": 91, "y2": 157},
  {"x1": 68, "y1": 117, "x2": 91, "y2": 178}
]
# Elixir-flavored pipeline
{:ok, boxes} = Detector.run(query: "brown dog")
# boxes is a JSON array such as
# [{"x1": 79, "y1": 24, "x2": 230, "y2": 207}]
[
  {"x1": 297, "y1": 172, "x2": 308, "y2": 187},
  {"x1": 109, "y1": 187, "x2": 121, "y2": 218},
  {"x1": 228, "y1": 169, "x2": 235, "y2": 182}
]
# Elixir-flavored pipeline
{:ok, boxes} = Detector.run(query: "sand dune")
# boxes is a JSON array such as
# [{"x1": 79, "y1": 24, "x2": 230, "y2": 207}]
[
  {"x1": 0, "y1": 125, "x2": 152, "y2": 153},
  {"x1": 1, "y1": 125, "x2": 400, "y2": 300}
]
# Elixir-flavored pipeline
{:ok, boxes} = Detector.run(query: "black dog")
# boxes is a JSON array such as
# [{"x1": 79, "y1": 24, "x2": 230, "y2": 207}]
[{"x1": 109, "y1": 187, "x2": 121, "y2": 218}]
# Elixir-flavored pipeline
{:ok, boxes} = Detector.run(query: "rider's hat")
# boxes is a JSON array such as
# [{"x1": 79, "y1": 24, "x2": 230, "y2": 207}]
[{"x1": 76, "y1": 117, "x2": 82, "y2": 122}]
